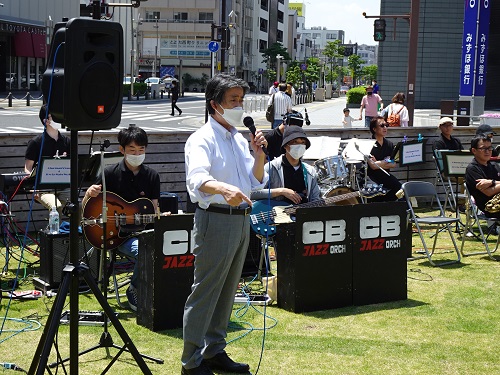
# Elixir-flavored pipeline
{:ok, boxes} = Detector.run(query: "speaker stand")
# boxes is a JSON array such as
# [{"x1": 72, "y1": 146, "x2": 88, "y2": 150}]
[
  {"x1": 257, "y1": 235, "x2": 272, "y2": 280},
  {"x1": 28, "y1": 130, "x2": 160, "y2": 375}
]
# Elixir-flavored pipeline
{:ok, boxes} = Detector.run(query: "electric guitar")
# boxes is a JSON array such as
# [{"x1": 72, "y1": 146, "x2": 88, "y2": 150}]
[
  {"x1": 82, "y1": 192, "x2": 158, "y2": 250},
  {"x1": 249, "y1": 184, "x2": 388, "y2": 236}
]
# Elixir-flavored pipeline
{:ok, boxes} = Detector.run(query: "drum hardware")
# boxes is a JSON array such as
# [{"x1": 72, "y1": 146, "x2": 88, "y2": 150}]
[{"x1": 314, "y1": 155, "x2": 349, "y2": 185}]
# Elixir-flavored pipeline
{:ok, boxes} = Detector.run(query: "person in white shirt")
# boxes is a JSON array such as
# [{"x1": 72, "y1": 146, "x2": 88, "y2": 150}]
[
  {"x1": 383, "y1": 92, "x2": 409, "y2": 127},
  {"x1": 182, "y1": 74, "x2": 268, "y2": 375},
  {"x1": 269, "y1": 83, "x2": 293, "y2": 129},
  {"x1": 342, "y1": 108, "x2": 360, "y2": 128},
  {"x1": 268, "y1": 81, "x2": 279, "y2": 95}
]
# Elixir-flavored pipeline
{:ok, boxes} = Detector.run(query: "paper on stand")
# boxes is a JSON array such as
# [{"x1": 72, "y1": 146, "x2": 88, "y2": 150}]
[
  {"x1": 342, "y1": 139, "x2": 376, "y2": 162},
  {"x1": 302, "y1": 136, "x2": 342, "y2": 160}
]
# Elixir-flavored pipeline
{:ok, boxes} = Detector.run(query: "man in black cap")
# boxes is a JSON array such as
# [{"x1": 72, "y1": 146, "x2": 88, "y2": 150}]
[
  {"x1": 251, "y1": 125, "x2": 321, "y2": 205},
  {"x1": 476, "y1": 124, "x2": 498, "y2": 157},
  {"x1": 265, "y1": 110, "x2": 305, "y2": 161}
]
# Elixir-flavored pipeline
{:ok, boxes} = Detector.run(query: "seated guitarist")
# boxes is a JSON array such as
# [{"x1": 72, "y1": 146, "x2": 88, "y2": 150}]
[
  {"x1": 82, "y1": 126, "x2": 161, "y2": 312},
  {"x1": 251, "y1": 125, "x2": 321, "y2": 204}
]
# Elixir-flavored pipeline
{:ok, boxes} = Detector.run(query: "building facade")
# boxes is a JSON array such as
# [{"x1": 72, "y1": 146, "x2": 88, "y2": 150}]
[
  {"x1": 0, "y1": 0, "x2": 80, "y2": 92},
  {"x1": 378, "y1": 0, "x2": 499, "y2": 111}
]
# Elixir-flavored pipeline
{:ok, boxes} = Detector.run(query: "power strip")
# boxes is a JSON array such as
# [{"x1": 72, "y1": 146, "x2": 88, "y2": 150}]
[{"x1": 234, "y1": 293, "x2": 271, "y2": 305}]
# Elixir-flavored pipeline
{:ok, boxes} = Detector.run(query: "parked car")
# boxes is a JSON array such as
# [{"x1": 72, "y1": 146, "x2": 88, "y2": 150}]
[
  {"x1": 123, "y1": 76, "x2": 139, "y2": 84},
  {"x1": 340, "y1": 85, "x2": 350, "y2": 95},
  {"x1": 144, "y1": 77, "x2": 165, "y2": 93},
  {"x1": 162, "y1": 76, "x2": 179, "y2": 91}
]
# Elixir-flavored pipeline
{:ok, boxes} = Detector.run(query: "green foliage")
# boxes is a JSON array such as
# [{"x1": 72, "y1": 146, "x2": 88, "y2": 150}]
[
  {"x1": 122, "y1": 82, "x2": 147, "y2": 96},
  {"x1": 362, "y1": 65, "x2": 378, "y2": 82},
  {"x1": 347, "y1": 54, "x2": 365, "y2": 86},
  {"x1": 199, "y1": 73, "x2": 209, "y2": 88},
  {"x1": 261, "y1": 42, "x2": 291, "y2": 66},
  {"x1": 322, "y1": 40, "x2": 344, "y2": 84},
  {"x1": 284, "y1": 65, "x2": 302, "y2": 88},
  {"x1": 264, "y1": 68, "x2": 276, "y2": 83},
  {"x1": 346, "y1": 85, "x2": 366, "y2": 104},
  {"x1": 182, "y1": 73, "x2": 197, "y2": 88}
]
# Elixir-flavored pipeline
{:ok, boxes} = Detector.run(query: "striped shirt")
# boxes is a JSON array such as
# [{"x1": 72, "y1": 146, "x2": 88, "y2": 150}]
[{"x1": 269, "y1": 91, "x2": 293, "y2": 120}]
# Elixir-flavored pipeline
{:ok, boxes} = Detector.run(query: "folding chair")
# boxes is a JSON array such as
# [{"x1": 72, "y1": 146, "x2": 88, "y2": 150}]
[
  {"x1": 460, "y1": 183, "x2": 500, "y2": 260},
  {"x1": 402, "y1": 181, "x2": 461, "y2": 266},
  {"x1": 432, "y1": 149, "x2": 455, "y2": 210},
  {"x1": 107, "y1": 249, "x2": 135, "y2": 309}
]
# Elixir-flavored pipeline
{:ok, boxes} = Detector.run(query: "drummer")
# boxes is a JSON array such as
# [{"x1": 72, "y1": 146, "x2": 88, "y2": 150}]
[
  {"x1": 251, "y1": 125, "x2": 321, "y2": 204},
  {"x1": 265, "y1": 110, "x2": 305, "y2": 161},
  {"x1": 366, "y1": 116, "x2": 402, "y2": 202}
]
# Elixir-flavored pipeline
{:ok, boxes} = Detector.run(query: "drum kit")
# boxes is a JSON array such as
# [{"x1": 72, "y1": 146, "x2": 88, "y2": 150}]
[{"x1": 304, "y1": 138, "x2": 378, "y2": 205}]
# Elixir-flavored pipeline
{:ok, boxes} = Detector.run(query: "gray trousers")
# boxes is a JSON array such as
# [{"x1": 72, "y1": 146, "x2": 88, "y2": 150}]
[{"x1": 181, "y1": 208, "x2": 250, "y2": 369}]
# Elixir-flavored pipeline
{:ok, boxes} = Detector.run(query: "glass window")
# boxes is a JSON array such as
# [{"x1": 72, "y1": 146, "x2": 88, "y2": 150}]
[
  {"x1": 174, "y1": 12, "x2": 188, "y2": 22},
  {"x1": 261, "y1": 0, "x2": 268, "y2": 11},
  {"x1": 277, "y1": 10, "x2": 284, "y2": 23},
  {"x1": 260, "y1": 18, "x2": 268, "y2": 32},
  {"x1": 199, "y1": 12, "x2": 213, "y2": 22},
  {"x1": 259, "y1": 39, "x2": 267, "y2": 52}
]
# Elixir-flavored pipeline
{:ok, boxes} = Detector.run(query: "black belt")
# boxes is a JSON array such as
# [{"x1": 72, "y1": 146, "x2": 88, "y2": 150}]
[{"x1": 199, "y1": 205, "x2": 251, "y2": 216}]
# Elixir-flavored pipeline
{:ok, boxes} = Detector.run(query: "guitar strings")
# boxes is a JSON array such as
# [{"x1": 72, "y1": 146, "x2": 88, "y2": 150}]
[{"x1": 253, "y1": 192, "x2": 360, "y2": 224}]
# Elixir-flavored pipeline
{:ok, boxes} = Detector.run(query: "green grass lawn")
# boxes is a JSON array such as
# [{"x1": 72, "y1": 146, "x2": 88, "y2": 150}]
[{"x1": 1, "y1": 211, "x2": 500, "y2": 375}]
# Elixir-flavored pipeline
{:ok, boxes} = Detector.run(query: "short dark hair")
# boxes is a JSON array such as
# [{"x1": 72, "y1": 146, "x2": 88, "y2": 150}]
[
  {"x1": 39, "y1": 103, "x2": 49, "y2": 124},
  {"x1": 471, "y1": 133, "x2": 491, "y2": 150},
  {"x1": 279, "y1": 83, "x2": 287, "y2": 92},
  {"x1": 117, "y1": 125, "x2": 148, "y2": 148},
  {"x1": 343, "y1": 108, "x2": 350, "y2": 113},
  {"x1": 369, "y1": 116, "x2": 386, "y2": 138},
  {"x1": 205, "y1": 74, "x2": 250, "y2": 115}
]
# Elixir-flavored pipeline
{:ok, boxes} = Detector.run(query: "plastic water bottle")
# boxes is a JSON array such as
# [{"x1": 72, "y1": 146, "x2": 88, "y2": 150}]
[{"x1": 49, "y1": 206, "x2": 59, "y2": 234}]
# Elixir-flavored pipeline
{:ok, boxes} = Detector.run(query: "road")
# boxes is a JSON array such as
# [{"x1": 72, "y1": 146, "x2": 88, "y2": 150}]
[{"x1": 0, "y1": 92, "x2": 446, "y2": 134}]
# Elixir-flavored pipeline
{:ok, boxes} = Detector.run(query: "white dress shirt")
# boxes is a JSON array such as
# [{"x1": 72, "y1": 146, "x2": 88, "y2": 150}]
[{"x1": 185, "y1": 116, "x2": 268, "y2": 209}]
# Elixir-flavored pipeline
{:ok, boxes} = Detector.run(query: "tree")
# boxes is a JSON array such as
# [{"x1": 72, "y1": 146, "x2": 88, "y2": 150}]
[
  {"x1": 322, "y1": 40, "x2": 344, "y2": 85},
  {"x1": 347, "y1": 54, "x2": 365, "y2": 87},
  {"x1": 362, "y1": 65, "x2": 378, "y2": 84},
  {"x1": 261, "y1": 42, "x2": 291, "y2": 67}
]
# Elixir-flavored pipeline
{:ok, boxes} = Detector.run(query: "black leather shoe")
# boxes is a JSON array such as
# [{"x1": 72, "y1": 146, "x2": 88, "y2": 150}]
[
  {"x1": 181, "y1": 362, "x2": 214, "y2": 375},
  {"x1": 204, "y1": 351, "x2": 250, "y2": 373},
  {"x1": 179, "y1": 110, "x2": 183, "y2": 116}
]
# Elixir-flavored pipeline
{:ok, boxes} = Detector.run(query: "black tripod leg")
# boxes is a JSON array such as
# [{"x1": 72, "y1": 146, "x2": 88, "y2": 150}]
[
  {"x1": 28, "y1": 264, "x2": 74, "y2": 375},
  {"x1": 81, "y1": 265, "x2": 163, "y2": 369}
]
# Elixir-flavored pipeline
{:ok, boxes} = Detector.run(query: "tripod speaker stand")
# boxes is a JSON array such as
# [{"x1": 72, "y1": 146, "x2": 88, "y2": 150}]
[{"x1": 29, "y1": 131, "x2": 161, "y2": 374}]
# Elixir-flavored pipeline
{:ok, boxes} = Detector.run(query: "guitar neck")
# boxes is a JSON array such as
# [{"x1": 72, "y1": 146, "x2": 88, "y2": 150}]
[{"x1": 284, "y1": 191, "x2": 360, "y2": 215}]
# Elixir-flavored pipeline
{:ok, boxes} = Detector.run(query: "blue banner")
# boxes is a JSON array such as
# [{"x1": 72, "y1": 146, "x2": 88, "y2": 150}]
[
  {"x1": 459, "y1": 1, "x2": 479, "y2": 96},
  {"x1": 474, "y1": 1, "x2": 491, "y2": 97}
]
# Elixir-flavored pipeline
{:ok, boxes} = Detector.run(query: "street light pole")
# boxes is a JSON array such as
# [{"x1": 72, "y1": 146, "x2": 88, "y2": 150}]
[
  {"x1": 363, "y1": 0, "x2": 420, "y2": 126},
  {"x1": 153, "y1": 16, "x2": 159, "y2": 77},
  {"x1": 276, "y1": 54, "x2": 283, "y2": 83}
]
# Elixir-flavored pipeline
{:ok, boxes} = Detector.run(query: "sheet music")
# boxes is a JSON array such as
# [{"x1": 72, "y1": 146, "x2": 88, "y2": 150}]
[
  {"x1": 302, "y1": 136, "x2": 342, "y2": 160},
  {"x1": 342, "y1": 139, "x2": 376, "y2": 162}
]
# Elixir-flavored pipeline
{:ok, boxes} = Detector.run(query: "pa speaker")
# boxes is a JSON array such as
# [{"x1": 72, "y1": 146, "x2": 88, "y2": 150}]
[
  {"x1": 34, "y1": 231, "x2": 99, "y2": 291},
  {"x1": 42, "y1": 18, "x2": 123, "y2": 131}
]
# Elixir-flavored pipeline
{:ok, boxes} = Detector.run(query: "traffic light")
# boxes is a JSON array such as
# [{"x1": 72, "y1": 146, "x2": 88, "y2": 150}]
[{"x1": 374, "y1": 19, "x2": 386, "y2": 42}]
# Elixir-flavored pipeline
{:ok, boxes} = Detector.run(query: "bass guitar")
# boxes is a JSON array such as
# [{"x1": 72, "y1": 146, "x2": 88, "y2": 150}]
[
  {"x1": 82, "y1": 192, "x2": 157, "y2": 250},
  {"x1": 249, "y1": 184, "x2": 387, "y2": 236}
]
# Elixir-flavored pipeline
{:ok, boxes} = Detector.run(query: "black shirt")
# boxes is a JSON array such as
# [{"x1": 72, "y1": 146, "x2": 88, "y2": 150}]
[
  {"x1": 282, "y1": 157, "x2": 307, "y2": 204},
  {"x1": 265, "y1": 127, "x2": 284, "y2": 160},
  {"x1": 432, "y1": 133, "x2": 464, "y2": 151},
  {"x1": 368, "y1": 138, "x2": 394, "y2": 182},
  {"x1": 25, "y1": 131, "x2": 71, "y2": 161},
  {"x1": 171, "y1": 85, "x2": 179, "y2": 101},
  {"x1": 465, "y1": 158, "x2": 500, "y2": 214},
  {"x1": 96, "y1": 159, "x2": 161, "y2": 202}
]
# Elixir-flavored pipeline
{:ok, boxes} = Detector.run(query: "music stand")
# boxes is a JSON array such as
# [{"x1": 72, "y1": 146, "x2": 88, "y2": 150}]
[
  {"x1": 441, "y1": 150, "x2": 474, "y2": 231},
  {"x1": 394, "y1": 140, "x2": 427, "y2": 182}
]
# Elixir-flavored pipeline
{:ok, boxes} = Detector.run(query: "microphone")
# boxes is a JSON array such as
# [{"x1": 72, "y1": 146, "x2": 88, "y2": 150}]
[
  {"x1": 243, "y1": 116, "x2": 268, "y2": 155},
  {"x1": 304, "y1": 108, "x2": 311, "y2": 126}
]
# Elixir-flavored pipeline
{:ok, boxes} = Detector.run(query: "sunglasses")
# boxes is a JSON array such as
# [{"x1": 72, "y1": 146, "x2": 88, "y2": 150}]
[{"x1": 378, "y1": 123, "x2": 387, "y2": 128}]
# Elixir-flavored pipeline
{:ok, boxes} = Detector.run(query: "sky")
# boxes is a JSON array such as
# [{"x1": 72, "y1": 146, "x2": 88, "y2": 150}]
[{"x1": 301, "y1": 0, "x2": 382, "y2": 45}]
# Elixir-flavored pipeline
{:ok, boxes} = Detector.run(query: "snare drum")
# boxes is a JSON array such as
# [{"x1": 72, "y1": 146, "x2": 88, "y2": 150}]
[
  {"x1": 322, "y1": 186, "x2": 360, "y2": 206},
  {"x1": 314, "y1": 156, "x2": 348, "y2": 184}
]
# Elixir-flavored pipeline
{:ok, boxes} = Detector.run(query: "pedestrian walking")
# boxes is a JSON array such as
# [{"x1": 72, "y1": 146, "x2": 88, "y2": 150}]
[{"x1": 170, "y1": 80, "x2": 182, "y2": 116}]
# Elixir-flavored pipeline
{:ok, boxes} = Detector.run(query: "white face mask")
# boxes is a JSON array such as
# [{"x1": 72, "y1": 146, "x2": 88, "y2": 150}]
[
  {"x1": 126, "y1": 153, "x2": 145, "y2": 167},
  {"x1": 288, "y1": 144, "x2": 307, "y2": 160},
  {"x1": 216, "y1": 105, "x2": 244, "y2": 127}
]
